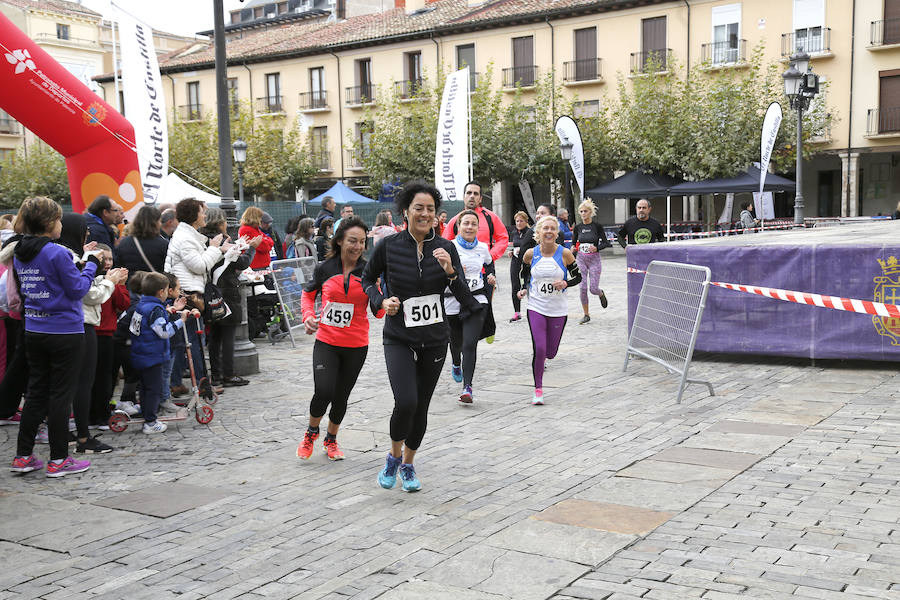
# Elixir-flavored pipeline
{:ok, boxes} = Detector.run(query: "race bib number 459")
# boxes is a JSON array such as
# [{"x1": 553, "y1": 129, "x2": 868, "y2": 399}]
[
  {"x1": 321, "y1": 302, "x2": 354, "y2": 328},
  {"x1": 403, "y1": 294, "x2": 443, "y2": 328}
]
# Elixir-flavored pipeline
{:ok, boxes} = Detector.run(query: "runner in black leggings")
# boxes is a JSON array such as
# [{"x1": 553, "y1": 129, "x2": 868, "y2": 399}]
[
  {"x1": 362, "y1": 180, "x2": 477, "y2": 493},
  {"x1": 298, "y1": 218, "x2": 381, "y2": 461}
]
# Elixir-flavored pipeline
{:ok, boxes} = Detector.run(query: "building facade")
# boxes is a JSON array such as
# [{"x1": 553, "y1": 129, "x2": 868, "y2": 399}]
[{"x1": 83, "y1": 1, "x2": 900, "y2": 220}]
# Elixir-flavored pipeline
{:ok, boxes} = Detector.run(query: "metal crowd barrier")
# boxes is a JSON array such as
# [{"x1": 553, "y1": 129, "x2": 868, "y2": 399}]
[
  {"x1": 269, "y1": 256, "x2": 318, "y2": 348},
  {"x1": 624, "y1": 260, "x2": 715, "y2": 403}
]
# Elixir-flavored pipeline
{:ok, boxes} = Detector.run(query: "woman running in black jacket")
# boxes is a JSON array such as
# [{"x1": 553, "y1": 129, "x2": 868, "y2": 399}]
[{"x1": 362, "y1": 180, "x2": 477, "y2": 493}]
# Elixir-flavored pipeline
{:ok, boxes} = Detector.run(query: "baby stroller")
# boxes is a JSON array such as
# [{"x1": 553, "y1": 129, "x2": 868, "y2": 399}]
[
  {"x1": 246, "y1": 270, "x2": 290, "y2": 343},
  {"x1": 109, "y1": 316, "x2": 218, "y2": 432}
]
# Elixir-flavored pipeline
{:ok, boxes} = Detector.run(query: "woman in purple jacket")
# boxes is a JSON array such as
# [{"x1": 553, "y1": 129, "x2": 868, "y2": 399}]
[{"x1": 9, "y1": 198, "x2": 101, "y2": 478}]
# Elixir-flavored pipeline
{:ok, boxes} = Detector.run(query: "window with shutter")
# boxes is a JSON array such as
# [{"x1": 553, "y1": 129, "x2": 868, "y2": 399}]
[
  {"x1": 512, "y1": 36, "x2": 534, "y2": 86},
  {"x1": 879, "y1": 72, "x2": 900, "y2": 133},
  {"x1": 641, "y1": 17, "x2": 667, "y2": 70},
  {"x1": 573, "y1": 27, "x2": 597, "y2": 80}
]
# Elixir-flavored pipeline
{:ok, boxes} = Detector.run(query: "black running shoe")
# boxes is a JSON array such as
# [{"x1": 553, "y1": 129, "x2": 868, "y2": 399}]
[{"x1": 76, "y1": 435, "x2": 113, "y2": 454}]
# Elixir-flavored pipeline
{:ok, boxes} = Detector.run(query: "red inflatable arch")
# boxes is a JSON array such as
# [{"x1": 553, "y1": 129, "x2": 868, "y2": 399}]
[{"x1": 0, "y1": 12, "x2": 142, "y2": 213}]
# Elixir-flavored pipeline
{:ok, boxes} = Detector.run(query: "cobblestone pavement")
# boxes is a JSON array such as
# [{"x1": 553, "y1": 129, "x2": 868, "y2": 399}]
[{"x1": 0, "y1": 253, "x2": 898, "y2": 600}]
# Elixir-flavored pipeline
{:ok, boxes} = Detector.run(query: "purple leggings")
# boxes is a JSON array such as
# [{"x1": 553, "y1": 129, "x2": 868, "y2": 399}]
[
  {"x1": 576, "y1": 251, "x2": 603, "y2": 306},
  {"x1": 527, "y1": 310, "x2": 567, "y2": 389}
]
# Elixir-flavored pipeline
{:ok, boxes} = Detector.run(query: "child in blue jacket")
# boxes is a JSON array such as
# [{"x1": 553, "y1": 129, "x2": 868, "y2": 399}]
[{"x1": 129, "y1": 272, "x2": 188, "y2": 434}]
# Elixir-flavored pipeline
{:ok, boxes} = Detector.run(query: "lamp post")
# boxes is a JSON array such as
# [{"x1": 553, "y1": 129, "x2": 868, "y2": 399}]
[
  {"x1": 229, "y1": 137, "x2": 258, "y2": 375},
  {"x1": 232, "y1": 138, "x2": 247, "y2": 206},
  {"x1": 782, "y1": 49, "x2": 819, "y2": 225},
  {"x1": 558, "y1": 135, "x2": 574, "y2": 219}
]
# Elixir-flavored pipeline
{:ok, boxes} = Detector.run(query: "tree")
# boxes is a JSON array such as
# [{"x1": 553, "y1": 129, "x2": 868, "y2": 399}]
[
  {"x1": 0, "y1": 143, "x2": 70, "y2": 208},
  {"x1": 168, "y1": 103, "x2": 319, "y2": 201}
]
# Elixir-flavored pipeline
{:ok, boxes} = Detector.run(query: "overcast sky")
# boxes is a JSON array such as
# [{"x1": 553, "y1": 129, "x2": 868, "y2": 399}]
[{"x1": 80, "y1": 0, "x2": 247, "y2": 37}]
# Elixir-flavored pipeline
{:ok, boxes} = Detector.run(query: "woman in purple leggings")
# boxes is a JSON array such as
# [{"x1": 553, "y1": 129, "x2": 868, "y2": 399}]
[
  {"x1": 517, "y1": 216, "x2": 581, "y2": 405},
  {"x1": 572, "y1": 200, "x2": 609, "y2": 324}
]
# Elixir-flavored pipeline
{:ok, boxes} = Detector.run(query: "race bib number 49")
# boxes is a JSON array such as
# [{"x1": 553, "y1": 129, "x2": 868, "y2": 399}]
[
  {"x1": 321, "y1": 302, "x2": 354, "y2": 328},
  {"x1": 403, "y1": 294, "x2": 443, "y2": 328},
  {"x1": 535, "y1": 278, "x2": 560, "y2": 297}
]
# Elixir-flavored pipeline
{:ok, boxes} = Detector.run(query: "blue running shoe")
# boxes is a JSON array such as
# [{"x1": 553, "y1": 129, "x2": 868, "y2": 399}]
[
  {"x1": 399, "y1": 463, "x2": 421, "y2": 492},
  {"x1": 378, "y1": 453, "x2": 401, "y2": 489},
  {"x1": 451, "y1": 365, "x2": 463, "y2": 383}
]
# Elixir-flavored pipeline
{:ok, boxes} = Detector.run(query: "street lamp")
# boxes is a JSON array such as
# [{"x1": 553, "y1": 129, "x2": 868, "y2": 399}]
[
  {"x1": 558, "y1": 135, "x2": 574, "y2": 219},
  {"x1": 232, "y1": 138, "x2": 247, "y2": 206},
  {"x1": 782, "y1": 49, "x2": 819, "y2": 225}
]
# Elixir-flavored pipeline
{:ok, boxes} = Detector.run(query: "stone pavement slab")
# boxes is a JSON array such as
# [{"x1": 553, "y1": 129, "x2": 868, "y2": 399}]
[
  {"x1": 705, "y1": 419, "x2": 803, "y2": 437},
  {"x1": 532, "y1": 498, "x2": 673, "y2": 536},
  {"x1": 651, "y1": 446, "x2": 764, "y2": 471},
  {"x1": 93, "y1": 482, "x2": 233, "y2": 517},
  {"x1": 678, "y1": 431, "x2": 795, "y2": 454},
  {"x1": 483, "y1": 517, "x2": 635, "y2": 565},
  {"x1": 575, "y1": 477, "x2": 712, "y2": 512},
  {"x1": 378, "y1": 580, "x2": 508, "y2": 600},
  {"x1": 616, "y1": 459, "x2": 740, "y2": 487}
]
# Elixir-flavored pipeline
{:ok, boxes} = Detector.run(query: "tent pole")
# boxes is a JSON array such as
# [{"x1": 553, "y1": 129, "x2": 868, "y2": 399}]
[{"x1": 666, "y1": 195, "x2": 671, "y2": 240}]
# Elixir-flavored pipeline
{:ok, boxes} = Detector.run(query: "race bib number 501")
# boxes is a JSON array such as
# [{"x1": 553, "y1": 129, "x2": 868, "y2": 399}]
[
  {"x1": 403, "y1": 294, "x2": 443, "y2": 328},
  {"x1": 321, "y1": 302, "x2": 354, "y2": 328}
]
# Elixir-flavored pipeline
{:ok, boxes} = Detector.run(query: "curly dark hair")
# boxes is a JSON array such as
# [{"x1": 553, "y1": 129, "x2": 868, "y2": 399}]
[
  {"x1": 175, "y1": 198, "x2": 205, "y2": 226},
  {"x1": 396, "y1": 180, "x2": 441, "y2": 219},
  {"x1": 327, "y1": 216, "x2": 369, "y2": 259}
]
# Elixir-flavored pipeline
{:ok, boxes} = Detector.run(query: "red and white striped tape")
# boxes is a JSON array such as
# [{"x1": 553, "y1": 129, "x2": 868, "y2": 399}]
[
  {"x1": 626, "y1": 267, "x2": 900, "y2": 319},
  {"x1": 664, "y1": 223, "x2": 800, "y2": 238}
]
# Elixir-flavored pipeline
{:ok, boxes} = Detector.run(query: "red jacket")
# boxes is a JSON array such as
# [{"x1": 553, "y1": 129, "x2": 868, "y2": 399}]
[
  {"x1": 442, "y1": 205, "x2": 509, "y2": 261},
  {"x1": 301, "y1": 256, "x2": 383, "y2": 348},
  {"x1": 239, "y1": 225, "x2": 274, "y2": 269},
  {"x1": 97, "y1": 284, "x2": 130, "y2": 336}
]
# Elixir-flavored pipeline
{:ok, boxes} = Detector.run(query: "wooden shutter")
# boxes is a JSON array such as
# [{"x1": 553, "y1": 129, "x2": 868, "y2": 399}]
[
  {"x1": 885, "y1": 0, "x2": 900, "y2": 44},
  {"x1": 879, "y1": 73, "x2": 900, "y2": 132},
  {"x1": 574, "y1": 27, "x2": 597, "y2": 80},
  {"x1": 512, "y1": 36, "x2": 534, "y2": 85},
  {"x1": 642, "y1": 17, "x2": 667, "y2": 70}
]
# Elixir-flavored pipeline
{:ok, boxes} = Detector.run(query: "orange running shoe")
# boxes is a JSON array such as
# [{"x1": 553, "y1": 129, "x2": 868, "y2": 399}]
[
  {"x1": 296, "y1": 429, "x2": 319, "y2": 459},
  {"x1": 323, "y1": 437, "x2": 345, "y2": 461}
]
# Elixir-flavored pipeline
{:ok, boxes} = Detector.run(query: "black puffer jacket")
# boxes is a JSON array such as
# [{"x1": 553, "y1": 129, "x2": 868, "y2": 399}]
[
  {"x1": 362, "y1": 229, "x2": 476, "y2": 347},
  {"x1": 115, "y1": 235, "x2": 168, "y2": 276}
]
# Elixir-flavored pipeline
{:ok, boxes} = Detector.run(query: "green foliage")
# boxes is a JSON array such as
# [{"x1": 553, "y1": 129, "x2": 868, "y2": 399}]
[
  {"x1": 0, "y1": 143, "x2": 70, "y2": 209},
  {"x1": 168, "y1": 103, "x2": 318, "y2": 201}
]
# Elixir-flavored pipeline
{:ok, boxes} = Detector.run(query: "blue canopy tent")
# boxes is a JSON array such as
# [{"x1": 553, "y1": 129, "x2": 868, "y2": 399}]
[{"x1": 308, "y1": 181, "x2": 377, "y2": 205}]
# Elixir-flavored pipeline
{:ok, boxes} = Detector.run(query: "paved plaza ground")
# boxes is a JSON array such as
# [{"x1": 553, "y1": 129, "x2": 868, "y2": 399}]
[{"x1": 0, "y1": 252, "x2": 898, "y2": 600}]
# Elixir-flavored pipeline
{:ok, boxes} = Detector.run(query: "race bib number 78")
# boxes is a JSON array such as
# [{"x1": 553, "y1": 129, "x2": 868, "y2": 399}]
[{"x1": 403, "y1": 294, "x2": 443, "y2": 328}]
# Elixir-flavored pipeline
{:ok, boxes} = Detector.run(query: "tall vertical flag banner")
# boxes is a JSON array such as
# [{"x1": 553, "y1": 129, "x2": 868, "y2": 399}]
[
  {"x1": 718, "y1": 193, "x2": 735, "y2": 224},
  {"x1": 758, "y1": 102, "x2": 783, "y2": 227},
  {"x1": 518, "y1": 180, "x2": 536, "y2": 219},
  {"x1": 114, "y1": 3, "x2": 168, "y2": 214},
  {"x1": 435, "y1": 67, "x2": 470, "y2": 203},
  {"x1": 0, "y1": 11, "x2": 141, "y2": 213},
  {"x1": 554, "y1": 116, "x2": 585, "y2": 203}
]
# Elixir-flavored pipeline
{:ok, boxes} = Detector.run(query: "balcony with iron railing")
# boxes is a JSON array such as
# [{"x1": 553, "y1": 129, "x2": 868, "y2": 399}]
[
  {"x1": 33, "y1": 32, "x2": 100, "y2": 49},
  {"x1": 178, "y1": 104, "x2": 203, "y2": 121},
  {"x1": 562, "y1": 58, "x2": 603, "y2": 84},
  {"x1": 256, "y1": 96, "x2": 285, "y2": 114},
  {"x1": 781, "y1": 28, "x2": 832, "y2": 57},
  {"x1": 345, "y1": 85, "x2": 375, "y2": 107},
  {"x1": 700, "y1": 39, "x2": 747, "y2": 66},
  {"x1": 298, "y1": 91, "x2": 328, "y2": 111},
  {"x1": 0, "y1": 118, "x2": 20, "y2": 135},
  {"x1": 630, "y1": 49, "x2": 671, "y2": 74},
  {"x1": 870, "y1": 18, "x2": 900, "y2": 48},
  {"x1": 866, "y1": 107, "x2": 900, "y2": 137},
  {"x1": 311, "y1": 150, "x2": 331, "y2": 171},
  {"x1": 346, "y1": 148, "x2": 368, "y2": 170},
  {"x1": 394, "y1": 79, "x2": 426, "y2": 100},
  {"x1": 502, "y1": 65, "x2": 538, "y2": 89}
]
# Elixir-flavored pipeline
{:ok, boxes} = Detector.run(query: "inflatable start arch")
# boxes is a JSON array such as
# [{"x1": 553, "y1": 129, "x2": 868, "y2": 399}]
[{"x1": 0, "y1": 12, "x2": 142, "y2": 213}]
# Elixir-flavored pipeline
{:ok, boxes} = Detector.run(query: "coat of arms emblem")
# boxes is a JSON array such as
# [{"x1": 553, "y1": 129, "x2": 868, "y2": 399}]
[{"x1": 873, "y1": 256, "x2": 900, "y2": 345}]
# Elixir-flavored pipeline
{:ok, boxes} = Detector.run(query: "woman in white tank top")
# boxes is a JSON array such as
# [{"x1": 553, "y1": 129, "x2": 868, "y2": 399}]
[{"x1": 517, "y1": 215, "x2": 582, "y2": 405}]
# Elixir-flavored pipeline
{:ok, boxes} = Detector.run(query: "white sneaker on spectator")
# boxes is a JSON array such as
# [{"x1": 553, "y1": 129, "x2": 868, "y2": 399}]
[
  {"x1": 160, "y1": 401, "x2": 180, "y2": 413},
  {"x1": 142, "y1": 421, "x2": 167, "y2": 434},
  {"x1": 34, "y1": 423, "x2": 48, "y2": 444},
  {"x1": 116, "y1": 401, "x2": 140, "y2": 417}
]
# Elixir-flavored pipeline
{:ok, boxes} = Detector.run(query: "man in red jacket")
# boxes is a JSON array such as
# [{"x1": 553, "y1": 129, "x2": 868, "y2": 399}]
[{"x1": 441, "y1": 182, "x2": 509, "y2": 262}]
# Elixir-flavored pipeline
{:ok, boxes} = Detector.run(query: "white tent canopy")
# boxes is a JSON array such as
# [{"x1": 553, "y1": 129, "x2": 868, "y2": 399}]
[{"x1": 157, "y1": 173, "x2": 221, "y2": 206}]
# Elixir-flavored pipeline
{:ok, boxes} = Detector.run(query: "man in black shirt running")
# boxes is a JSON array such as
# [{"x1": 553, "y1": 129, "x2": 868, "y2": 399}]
[{"x1": 617, "y1": 199, "x2": 664, "y2": 248}]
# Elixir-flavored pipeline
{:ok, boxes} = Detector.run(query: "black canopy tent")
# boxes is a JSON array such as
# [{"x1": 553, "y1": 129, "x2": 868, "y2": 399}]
[
  {"x1": 586, "y1": 170, "x2": 684, "y2": 238},
  {"x1": 668, "y1": 165, "x2": 796, "y2": 195},
  {"x1": 585, "y1": 170, "x2": 683, "y2": 198}
]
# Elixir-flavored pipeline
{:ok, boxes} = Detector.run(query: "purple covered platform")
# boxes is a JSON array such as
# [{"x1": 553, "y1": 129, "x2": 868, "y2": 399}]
[{"x1": 627, "y1": 222, "x2": 900, "y2": 362}]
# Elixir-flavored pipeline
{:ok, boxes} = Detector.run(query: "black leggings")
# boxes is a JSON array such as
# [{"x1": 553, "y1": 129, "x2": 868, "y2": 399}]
[
  {"x1": 73, "y1": 324, "x2": 97, "y2": 439},
  {"x1": 91, "y1": 335, "x2": 114, "y2": 425},
  {"x1": 448, "y1": 309, "x2": 486, "y2": 387},
  {"x1": 385, "y1": 343, "x2": 446, "y2": 451},
  {"x1": 309, "y1": 340, "x2": 367, "y2": 425},
  {"x1": 0, "y1": 318, "x2": 26, "y2": 418},
  {"x1": 510, "y1": 258, "x2": 523, "y2": 313},
  {"x1": 208, "y1": 322, "x2": 236, "y2": 380}
]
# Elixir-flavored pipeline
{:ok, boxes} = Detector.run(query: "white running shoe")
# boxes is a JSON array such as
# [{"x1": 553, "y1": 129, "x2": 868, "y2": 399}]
[
  {"x1": 532, "y1": 389, "x2": 544, "y2": 405},
  {"x1": 160, "y1": 401, "x2": 180, "y2": 413},
  {"x1": 142, "y1": 420, "x2": 168, "y2": 434},
  {"x1": 116, "y1": 401, "x2": 140, "y2": 417}
]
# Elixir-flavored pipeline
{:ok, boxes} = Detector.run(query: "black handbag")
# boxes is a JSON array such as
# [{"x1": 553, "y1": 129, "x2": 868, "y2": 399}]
[{"x1": 203, "y1": 280, "x2": 231, "y2": 322}]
